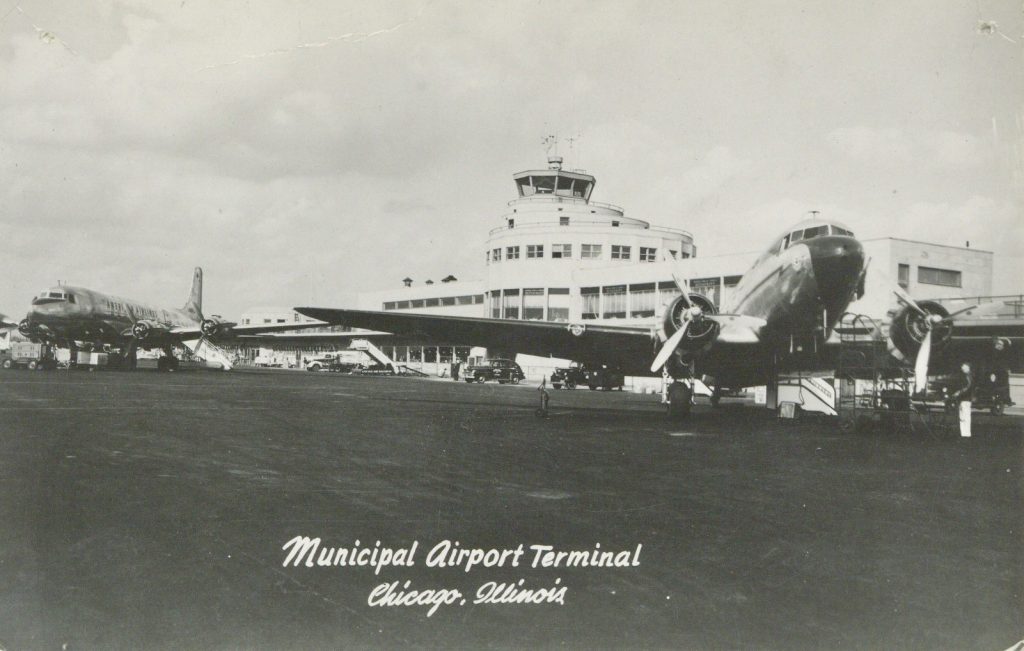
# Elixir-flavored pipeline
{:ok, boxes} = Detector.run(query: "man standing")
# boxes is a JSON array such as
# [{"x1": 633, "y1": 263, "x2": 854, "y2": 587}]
[{"x1": 949, "y1": 362, "x2": 975, "y2": 438}]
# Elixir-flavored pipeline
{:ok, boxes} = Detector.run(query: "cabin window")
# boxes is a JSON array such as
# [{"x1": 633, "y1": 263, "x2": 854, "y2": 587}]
[{"x1": 802, "y1": 225, "x2": 829, "y2": 240}]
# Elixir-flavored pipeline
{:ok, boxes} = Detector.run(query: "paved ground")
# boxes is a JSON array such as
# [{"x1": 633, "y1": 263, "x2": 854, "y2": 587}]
[{"x1": 0, "y1": 368, "x2": 1020, "y2": 650}]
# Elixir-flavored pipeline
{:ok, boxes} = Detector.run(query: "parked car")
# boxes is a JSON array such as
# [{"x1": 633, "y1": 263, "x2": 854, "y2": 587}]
[
  {"x1": 585, "y1": 364, "x2": 624, "y2": 391},
  {"x1": 550, "y1": 363, "x2": 586, "y2": 389},
  {"x1": 463, "y1": 358, "x2": 525, "y2": 384},
  {"x1": 305, "y1": 354, "x2": 356, "y2": 373}
]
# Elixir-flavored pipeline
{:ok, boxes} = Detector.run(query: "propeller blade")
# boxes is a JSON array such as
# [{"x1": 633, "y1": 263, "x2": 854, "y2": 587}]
[
  {"x1": 913, "y1": 328, "x2": 932, "y2": 395},
  {"x1": 660, "y1": 249, "x2": 693, "y2": 308},
  {"x1": 941, "y1": 304, "x2": 978, "y2": 322},
  {"x1": 651, "y1": 319, "x2": 690, "y2": 373},
  {"x1": 892, "y1": 284, "x2": 928, "y2": 318}
]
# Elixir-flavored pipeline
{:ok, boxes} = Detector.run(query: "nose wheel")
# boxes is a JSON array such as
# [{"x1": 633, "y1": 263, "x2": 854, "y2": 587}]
[{"x1": 667, "y1": 381, "x2": 693, "y2": 418}]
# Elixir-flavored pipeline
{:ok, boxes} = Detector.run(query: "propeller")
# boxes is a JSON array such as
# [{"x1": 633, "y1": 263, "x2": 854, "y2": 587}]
[
  {"x1": 651, "y1": 250, "x2": 713, "y2": 372},
  {"x1": 651, "y1": 319, "x2": 691, "y2": 372},
  {"x1": 893, "y1": 287, "x2": 977, "y2": 395}
]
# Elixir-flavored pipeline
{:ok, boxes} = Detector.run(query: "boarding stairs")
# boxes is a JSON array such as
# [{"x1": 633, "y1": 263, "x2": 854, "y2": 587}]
[
  {"x1": 183, "y1": 337, "x2": 234, "y2": 370},
  {"x1": 349, "y1": 339, "x2": 428, "y2": 376}
]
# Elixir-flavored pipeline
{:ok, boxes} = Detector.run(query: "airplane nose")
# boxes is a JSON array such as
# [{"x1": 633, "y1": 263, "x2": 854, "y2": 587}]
[{"x1": 807, "y1": 236, "x2": 865, "y2": 304}]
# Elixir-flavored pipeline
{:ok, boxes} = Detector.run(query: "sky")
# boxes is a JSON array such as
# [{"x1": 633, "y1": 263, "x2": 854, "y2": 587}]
[{"x1": 1, "y1": 0, "x2": 1021, "y2": 318}]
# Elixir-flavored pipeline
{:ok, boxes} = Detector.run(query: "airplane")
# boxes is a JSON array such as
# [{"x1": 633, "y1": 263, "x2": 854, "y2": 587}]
[
  {"x1": 18, "y1": 268, "x2": 324, "y2": 371},
  {"x1": 297, "y1": 217, "x2": 876, "y2": 416}
]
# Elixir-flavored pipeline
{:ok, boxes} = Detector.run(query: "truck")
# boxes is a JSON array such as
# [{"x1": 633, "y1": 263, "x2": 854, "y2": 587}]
[{"x1": 0, "y1": 342, "x2": 57, "y2": 370}]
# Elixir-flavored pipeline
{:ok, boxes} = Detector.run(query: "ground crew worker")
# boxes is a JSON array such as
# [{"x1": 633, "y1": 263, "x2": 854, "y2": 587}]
[{"x1": 949, "y1": 362, "x2": 974, "y2": 438}]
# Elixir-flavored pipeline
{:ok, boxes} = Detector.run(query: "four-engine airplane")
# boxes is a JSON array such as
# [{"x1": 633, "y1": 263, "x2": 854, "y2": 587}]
[
  {"x1": 298, "y1": 218, "x2": 876, "y2": 416},
  {"x1": 19, "y1": 268, "x2": 323, "y2": 371}
]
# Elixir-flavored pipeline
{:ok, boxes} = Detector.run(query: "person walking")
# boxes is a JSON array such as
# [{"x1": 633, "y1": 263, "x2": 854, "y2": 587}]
[{"x1": 949, "y1": 362, "x2": 975, "y2": 438}]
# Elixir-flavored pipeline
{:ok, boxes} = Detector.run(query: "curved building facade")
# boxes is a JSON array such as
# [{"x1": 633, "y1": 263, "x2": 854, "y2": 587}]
[{"x1": 484, "y1": 156, "x2": 694, "y2": 322}]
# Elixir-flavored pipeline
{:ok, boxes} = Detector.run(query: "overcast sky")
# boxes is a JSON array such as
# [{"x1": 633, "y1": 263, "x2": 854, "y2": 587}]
[{"x1": 1, "y1": 0, "x2": 1021, "y2": 317}]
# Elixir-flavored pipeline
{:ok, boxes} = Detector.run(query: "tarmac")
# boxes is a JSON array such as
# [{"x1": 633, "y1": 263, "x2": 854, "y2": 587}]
[{"x1": 0, "y1": 368, "x2": 1021, "y2": 650}]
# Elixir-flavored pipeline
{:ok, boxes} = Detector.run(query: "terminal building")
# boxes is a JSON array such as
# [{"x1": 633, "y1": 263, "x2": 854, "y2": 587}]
[{"x1": 242, "y1": 156, "x2": 995, "y2": 377}]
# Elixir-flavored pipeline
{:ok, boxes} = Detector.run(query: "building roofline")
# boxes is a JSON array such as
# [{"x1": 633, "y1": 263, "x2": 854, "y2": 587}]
[{"x1": 860, "y1": 236, "x2": 993, "y2": 254}]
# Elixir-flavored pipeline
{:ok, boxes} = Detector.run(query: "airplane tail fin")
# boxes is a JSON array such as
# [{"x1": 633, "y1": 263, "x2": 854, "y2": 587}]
[{"x1": 184, "y1": 267, "x2": 203, "y2": 321}]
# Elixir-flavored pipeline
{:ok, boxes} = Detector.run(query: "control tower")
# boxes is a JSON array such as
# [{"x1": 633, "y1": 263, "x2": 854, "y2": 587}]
[{"x1": 484, "y1": 156, "x2": 695, "y2": 321}]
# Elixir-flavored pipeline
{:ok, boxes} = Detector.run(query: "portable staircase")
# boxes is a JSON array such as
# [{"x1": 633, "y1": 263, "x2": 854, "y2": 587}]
[
  {"x1": 182, "y1": 337, "x2": 234, "y2": 370},
  {"x1": 348, "y1": 339, "x2": 428, "y2": 376}
]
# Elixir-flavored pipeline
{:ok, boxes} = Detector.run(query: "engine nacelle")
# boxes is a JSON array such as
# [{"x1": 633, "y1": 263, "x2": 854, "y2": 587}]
[
  {"x1": 17, "y1": 319, "x2": 34, "y2": 339},
  {"x1": 660, "y1": 293, "x2": 719, "y2": 349},
  {"x1": 132, "y1": 320, "x2": 168, "y2": 341},
  {"x1": 887, "y1": 300, "x2": 952, "y2": 362},
  {"x1": 201, "y1": 316, "x2": 237, "y2": 337}
]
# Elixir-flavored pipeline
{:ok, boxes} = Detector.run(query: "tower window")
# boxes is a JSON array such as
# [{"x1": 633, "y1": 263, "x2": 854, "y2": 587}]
[
  {"x1": 639, "y1": 247, "x2": 657, "y2": 262},
  {"x1": 527, "y1": 245, "x2": 544, "y2": 259},
  {"x1": 581, "y1": 244, "x2": 602, "y2": 259},
  {"x1": 551, "y1": 244, "x2": 572, "y2": 259},
  {"x1": 506, "y1": 246, "x2": 520, "y2": 260},
  {"x1": 559, "y1": 216, "x2": 569, "y2": 226},
  {"x1": 611, "y1": 245, "x2": 631, "y2": 260}
]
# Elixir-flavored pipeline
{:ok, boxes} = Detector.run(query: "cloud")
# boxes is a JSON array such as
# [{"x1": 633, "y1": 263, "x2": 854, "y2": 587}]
[{"x1": 826, "y1": 126, "x2": 990, "y2": 169}]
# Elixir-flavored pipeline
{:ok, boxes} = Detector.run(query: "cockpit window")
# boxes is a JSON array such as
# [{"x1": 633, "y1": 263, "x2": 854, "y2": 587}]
[
  {"x1": 802, "y1": 225, "x2": 829, "y2": 240},
  {"x1": 790, "y1": 230, "x2": 804, "y2": 243},
  {"x1": 831, "y1": 226, "x2": 854, "y2": 237}
]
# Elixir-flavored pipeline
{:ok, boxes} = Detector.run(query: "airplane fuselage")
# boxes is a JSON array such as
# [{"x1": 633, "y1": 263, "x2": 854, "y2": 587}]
[
  {"x1": 24, "y1": 286, "x2": 196, "y2": 347},
  {"x1": 726, "y1": 234, "x2": 864, "y2": 344}
]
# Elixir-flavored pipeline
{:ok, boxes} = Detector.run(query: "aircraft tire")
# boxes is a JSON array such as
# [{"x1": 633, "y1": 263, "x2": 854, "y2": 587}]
[{"x1": 667, "y1": 382, "x2": 692, "y2": 418}]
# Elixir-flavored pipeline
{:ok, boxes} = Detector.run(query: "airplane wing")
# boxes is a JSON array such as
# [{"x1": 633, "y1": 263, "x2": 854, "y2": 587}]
[
  {"x1": 166, "y1": 321, "x2": 333, "y2": 341},
  {"x1": 295, "y1": 307, "x2": 657, "y2": 373},
  {"x1": 938, "y1": 316, "x2": 1024, "y2": 372}
]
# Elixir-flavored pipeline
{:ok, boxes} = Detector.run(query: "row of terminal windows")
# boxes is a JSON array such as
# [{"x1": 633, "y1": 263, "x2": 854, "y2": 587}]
[
  {"x1": 488, "y1": 245, "x2": 687, "y2": 263},
  {"x1": 487, "y1": 277, "x2": 741, "y2": 321},
  {"x1": 897, "y1": 264, "x2": 962, "y2": 289},
  {"x1": 383, "y1": 295, "x2": 485, "y2": 310}
]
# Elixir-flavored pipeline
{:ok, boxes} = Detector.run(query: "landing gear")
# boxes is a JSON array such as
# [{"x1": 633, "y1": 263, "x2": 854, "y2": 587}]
[
  {"x1": 157, "y1": 346, "x2": 179, "y2": 372},
  {"x1": 710, "y1": 385, "x2": 722, "y2": 407},
  {"x1": 667, "y1": 381, "x2": 693, "y2": 418}
]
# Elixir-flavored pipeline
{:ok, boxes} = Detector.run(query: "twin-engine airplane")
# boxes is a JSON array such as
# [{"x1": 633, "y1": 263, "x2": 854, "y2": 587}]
[
  {"x1": 19, "y1": 268, "x2": 322, "y2": 371},
  {"x1": 297, "y1": 217, "x2": 1022, "y2": 417}
]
